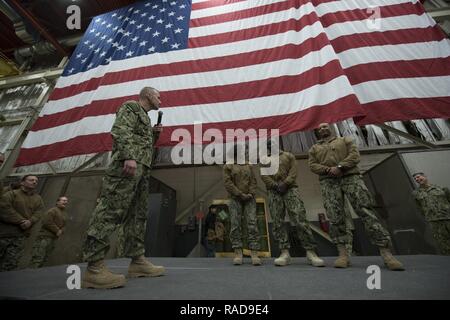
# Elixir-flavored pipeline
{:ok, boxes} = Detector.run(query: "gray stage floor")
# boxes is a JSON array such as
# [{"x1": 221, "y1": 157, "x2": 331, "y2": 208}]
[{"x1": 0, "y1": 255, "x2": 449, "y2": 300}]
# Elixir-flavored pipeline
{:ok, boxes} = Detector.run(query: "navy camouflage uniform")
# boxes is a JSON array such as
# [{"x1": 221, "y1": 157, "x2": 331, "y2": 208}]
[
  {"x1": 30, "y1": 206, "x2": 67, "y2": 268},
  {"x1": 308, "y1": 136, "x2": 392, "y2": 248},
  {"x1": 413, "y1": 185, "x2": 450, "y2": 255},
  {"x1": 82, "y1": 101, "x2": 155, "y2": 262},
  {"x1": 223, "y1": 164, "x2": 260, "y2": 251},
  {"x1": 261, "y1": 151, "x2": 317, "y2": 251}
]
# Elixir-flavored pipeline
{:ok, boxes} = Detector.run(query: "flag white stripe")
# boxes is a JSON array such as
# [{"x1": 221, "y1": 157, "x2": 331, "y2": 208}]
[
  {"x1": 23, "y1": 76, "x2": 355, "y2": 148},
  {"x1": 338, "y1": 39, "x2": 450, "y2": 69},
  {"x1": 324, "y1": 13, "x2": 436, "y2": 41},
  {"x1": 315, "y1": 0, "x2": 415, "y2": 17},
  {"x1": 190, "y1": 1, "x2": 314, "y2": 37},
  {"x1": 22, "y1": 114, "x2": 116, "y2": 149},
  {"x1": 190, "y1": 0, "x2": 287, "y2": 20},
  {"x1": 190, "y1": 0, "x2": 416, "y2": 21},
  {"x1": 353, "y1": 75, "x2": 450, "y2": 104}
]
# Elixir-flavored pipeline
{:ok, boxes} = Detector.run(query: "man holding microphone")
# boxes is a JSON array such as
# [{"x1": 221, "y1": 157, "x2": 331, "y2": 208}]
[{"x1": 81, "y1": 87, "x2": 165, "y2": 289}]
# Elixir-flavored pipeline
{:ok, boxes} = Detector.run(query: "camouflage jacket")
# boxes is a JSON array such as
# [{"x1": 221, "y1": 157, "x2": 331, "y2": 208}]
[
  {"x1": 412, "y1": 185, "x2": 450, "y2": 222},
  {"x1": 0, "y1": 188, "x2": 45, "y2": 237},
  {"x1": 308, "y1": 136, "x2": 360, "y2": 179},
  {"x1": 261, "y1": 151, "x2": 298, "y2": 189},
  {"x1": 111, "y1": 101, "x2": 154, "y2": 168},
  {"x1": 223, "y1": 164, "x2": 257, "y2": 198},
  {"x1": 39, "y1": 207, "x2": 67, "y2": 238}
]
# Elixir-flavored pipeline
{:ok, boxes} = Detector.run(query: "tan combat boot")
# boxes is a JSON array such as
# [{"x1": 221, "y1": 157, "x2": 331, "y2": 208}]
[
  {"x1": 306, "y1": 250, "x2": 325, "y2": 267},
  {"x1": 379, "y1": 248, "x2": 405, "y2": 271},
  {"x1": 233, "y1": 248, "x2": 243, "y2": 265},
  {"x1": 334, "y1": 245, "x2": 350, "y2": 268},
  {"x1": 128, "y1": 255, "x2": 165, "y2": 278},
  {"x1": 251, "y1": 251, "x2": 262, "y2": 266},
  {"x1": 274, "y1": 249, "x2": 291, "y2": 266},
  {"x1": 81, "y1": 260, "x2": 126, "y2": 289}
]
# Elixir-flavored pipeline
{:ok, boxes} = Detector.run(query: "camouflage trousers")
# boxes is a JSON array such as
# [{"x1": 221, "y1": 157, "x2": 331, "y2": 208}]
[
  {"x1": 320, "y1": 175, "x2": 391, "y2": 248},
  {"x1": 268, "y1": 188, "x2": 316, "y2": 250},
  {"x1": 229, "y1": 197, "x2": 260, "y2": 250},
  {"x1": 29, "y1": 235, "x2": 56, "y2": 268},
  {"x1": 0, "y1": 236, "x2": 25, "y2": 272},
  {"x1": 82, "y1": 161, "x2": 151, "y2": 262},
  {"x1": 429, "y1": 220, "x2": 450, "y2": 255}
]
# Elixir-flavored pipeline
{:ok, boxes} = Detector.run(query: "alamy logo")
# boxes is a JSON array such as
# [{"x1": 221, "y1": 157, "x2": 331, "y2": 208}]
[
  {"x1": 170, "y1": 124, "x2": 281, "y2": 175},
  {"x1": 366, "y1": 7, "x2": 381, "y2": 30},
  {"x1": 366, "y1": 265, "x2": 381, "y2": 290},
  {"x1": 66, "y1": 5, "x2": 81, "y2": 30},
  {"x1": 66, "y1": 265, "x2": 81, "y2": 290}
]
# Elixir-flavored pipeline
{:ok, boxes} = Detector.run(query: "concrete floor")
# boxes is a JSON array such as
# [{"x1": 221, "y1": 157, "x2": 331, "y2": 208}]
[{"x1": 0, "y1": 255, "x2": 449, "y2": 300}]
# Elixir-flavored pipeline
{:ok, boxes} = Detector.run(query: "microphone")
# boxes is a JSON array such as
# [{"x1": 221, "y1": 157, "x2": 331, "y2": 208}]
[{"x1": 157, "y1": 110, "x2": 163, "y2": 125}]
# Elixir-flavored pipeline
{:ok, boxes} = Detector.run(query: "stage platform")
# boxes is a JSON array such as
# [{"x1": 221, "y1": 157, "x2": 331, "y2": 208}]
[{"x1": 0, "y1": 255, "x2": 449, "y2": 300}]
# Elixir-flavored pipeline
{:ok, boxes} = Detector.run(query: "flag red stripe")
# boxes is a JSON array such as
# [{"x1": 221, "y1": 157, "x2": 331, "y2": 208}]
[
  {"x1": 319, "y1": 2, "x2": 423, "y2": 28},
  {"x1": 310, "y1": 0, "x2": 344, "y2": 5},
  {"x1": 33, "y1": 58, "x2": 343, "y2": 131},
  {"x1": 16, "y1": 132, "x2": 113, "y2": 167},
  {"x1": 17, "y1": 95, "x2": 362, "y2": 166},
  {"x1": 162, "y1": 60, "x2": 346, "y2": 107},
  {"x1": 345, "y1": 57, "x2": 450, "y2": 85},
  {"x1": 32, "y1": 97, "x2": 128, "y2": 132},
  {"x1": 190, "y1": 0, "x2": 300, "y2": 28},
  {"x1": 158, "y1": 96, "x2": 362, "y2": 146},
  {"x1": 191, "y1": 0, "x2": 246, "y2": 11},
  {"x1": 355, "y1": 97, "x2": 450, "y2": 125},
  {"x1": 190, "y1": 0, "x2": 424, "y2": 30},
  {"x1": 331, "y1": 26, "x2": 447, "y2": 54},
  {"x1": 188, "y1": 10, "x2": 317, "y2": 48}
]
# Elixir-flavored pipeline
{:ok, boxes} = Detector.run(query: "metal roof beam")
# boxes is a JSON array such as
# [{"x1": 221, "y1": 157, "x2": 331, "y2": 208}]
[
  {"x1": 0, "y1": 67, "x2": 62, "y2": 89},
  {"x1": 428, "y1": 6, "x2": 450, "y2": 22}
]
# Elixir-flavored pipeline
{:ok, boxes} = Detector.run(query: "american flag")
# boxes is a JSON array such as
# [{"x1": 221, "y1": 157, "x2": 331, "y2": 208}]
[
  {"x1": 312, "y1": 0, "x2": 450, "y2": 125},
  {"x1": 16, "y1": 0, "x2": 450, "y2": 166}
]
